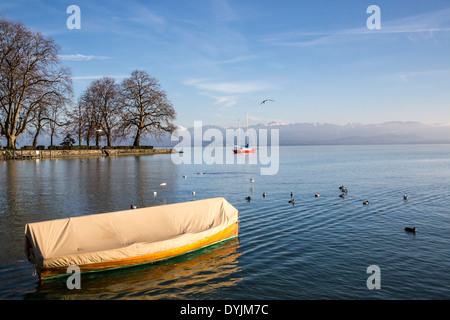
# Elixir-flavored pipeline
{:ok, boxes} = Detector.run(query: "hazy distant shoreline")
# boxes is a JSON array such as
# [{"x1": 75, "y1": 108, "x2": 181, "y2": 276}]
[
  {"x1": 4, "y1": 121, "x2": 450, "y2": 148},
  {"x1": 161, "y1": 121, "x2": 450, "y2": 147}
]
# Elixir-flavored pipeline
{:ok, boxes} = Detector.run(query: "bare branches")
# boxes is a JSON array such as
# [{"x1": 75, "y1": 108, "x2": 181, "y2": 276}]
[
  {"x1": 121, "y1": 70, "x2": 176, "y2": 146},
  {"x1": 0, "y1": 16, "x2": 73, "y2": 148},
  {"x1": 76, "y1": 77, "x2": 122, "y2": 147},
  {"x1": 1, "y1": 17, "x2": 176, "y2": 149},
  {"x1": 64, "y1": 70, "x2": 177, "y2": 147}
]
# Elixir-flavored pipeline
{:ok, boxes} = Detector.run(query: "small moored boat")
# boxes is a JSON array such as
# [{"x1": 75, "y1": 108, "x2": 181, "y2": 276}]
[
  {"x1": 25, "y1": 197, "x2": 239, "y2": 280},
  {"x1": 233, "y1": 114, "x2": 256, "y2": 154}
]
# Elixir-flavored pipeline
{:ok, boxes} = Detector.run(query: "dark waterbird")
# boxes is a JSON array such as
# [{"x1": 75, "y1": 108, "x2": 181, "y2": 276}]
[
  {"x1": 262, "y1": 192, "x2": 266, "y2": 197},
  {"x1": 362, "y1": 201, "x2": 369, "y2": 205},
  {"x1": 245, "y1": 196, "x2": 251, "y2": 201},
  {"x1": 258, "y1": 99, "x2": 275, "y2": 111},
  {"x1": 260, "y1": 99, "x2": 275, "y2": 105},
  {"x1": 405, "y1": 227, "x2": 417, "y2": 233}
]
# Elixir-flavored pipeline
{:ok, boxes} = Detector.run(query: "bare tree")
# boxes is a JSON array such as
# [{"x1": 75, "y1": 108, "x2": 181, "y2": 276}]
[
  {"x1": 79, "y1": 77, "x2": 121, "y2": 147},
  {"x1": 28, "y1": 104, "x2": 47, "y2": 148},
  {"x1": 0, "y1": 16, "x2": 72, "y2": 149},
  {"x1": 47, "y1": 101, "x2": 68, "y2": 147},
  {"x1": 77, "y1": 88, "x2": 97, "y2": 147},
  {"x1": 66, "y1": 98, "x2": 85, "y2": 146},
  {"x1": 72, "y1": 94, "x2": 98, "y2": 147},
  {"x1": 121, "y1": 70, "x2": 176, "y2": 146},
  {"x1": 28, "y1": 92, "x2": 68, "y2": 148}
]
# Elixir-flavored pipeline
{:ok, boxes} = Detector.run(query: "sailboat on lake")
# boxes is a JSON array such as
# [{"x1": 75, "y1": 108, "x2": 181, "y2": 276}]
[{"x1": 233, "y1": 113, "x2": 256, "y2": 154}]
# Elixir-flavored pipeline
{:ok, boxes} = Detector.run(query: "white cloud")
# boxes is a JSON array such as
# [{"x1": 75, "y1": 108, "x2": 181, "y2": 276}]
[
  {"x1": 59, "y1": 54, "x2": 110, "y2": 61},
  {"x1": 183, "y1": 78, "x2": 276, "y2": 111},
  {"x1": 183, "y1": 78, "x2": 272, "y2": 94},
  {"x1": 390, "y1": 69, "x2": 450, "y2": 82},
  {"x1": 214, "y1": 55, "x2": 258, "y2": 65},
  {"x1": 261, "y1": 7, "x2": 450, "y2": 47},
  {"x1": 213, "y1": 95, "x2": 237, "y2": 108}
]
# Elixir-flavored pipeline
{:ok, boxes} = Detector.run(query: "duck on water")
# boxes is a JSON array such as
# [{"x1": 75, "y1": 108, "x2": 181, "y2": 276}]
[{"x1": 405, "y1": 227, "x2": 417, "y2": 233}]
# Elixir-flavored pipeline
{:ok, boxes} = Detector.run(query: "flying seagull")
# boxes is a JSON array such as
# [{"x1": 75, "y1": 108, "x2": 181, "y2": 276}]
[{"x1": 258, "y1": 99, "x2": 275, "y2": 111}]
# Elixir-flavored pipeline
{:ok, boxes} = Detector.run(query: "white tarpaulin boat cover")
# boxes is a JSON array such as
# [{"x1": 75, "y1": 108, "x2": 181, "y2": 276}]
[{"x1": 25, "y1": 197, "x2": 238, "y2": 270}]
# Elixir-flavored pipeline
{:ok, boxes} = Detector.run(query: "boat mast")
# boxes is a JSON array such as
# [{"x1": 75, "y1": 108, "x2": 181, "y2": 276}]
[
  {"x1": 246, "y1": 113, "x2": 249, "y2": 147},
  {"x1": 238, "y1": 119, "x2": 240, "y2": 147}
]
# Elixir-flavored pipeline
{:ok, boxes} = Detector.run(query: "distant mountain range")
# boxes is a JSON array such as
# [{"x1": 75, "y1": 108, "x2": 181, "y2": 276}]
[
  {"x1": 146, "y1": 121, "x2": 450, "y2": 147},
  {"x1": 9, "y1": 121, "x2": 450, "y2": 148}
]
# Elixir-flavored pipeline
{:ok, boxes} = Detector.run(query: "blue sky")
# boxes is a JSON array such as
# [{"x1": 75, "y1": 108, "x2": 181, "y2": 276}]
[{"x1": 2, "y1": 0, "x2": 450, "y2": 128}]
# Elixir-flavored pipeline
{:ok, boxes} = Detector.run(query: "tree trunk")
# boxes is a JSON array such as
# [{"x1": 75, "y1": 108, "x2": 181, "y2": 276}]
[
  {"x1": 133, "y1": 128, "x2": 142, "y2": 146},
  {"x1": 7, "y1": 135, "x2": 16, "y2": 149},
  {"x1": 78, "y1": 124, "x2": 83, "y2": 146},
  {"x1": 33, "y1": 126, "x2": 41, "y2": 148},
  {"x1": 50, "y1": 130, "x2": 55, "y2": 147},
  {"x1": 86, "y1": 131, "x2": 91, "y2": 147}
]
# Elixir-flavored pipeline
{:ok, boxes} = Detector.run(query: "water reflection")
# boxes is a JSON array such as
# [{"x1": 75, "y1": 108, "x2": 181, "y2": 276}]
[
  {"x1": 25, "y1": 238, "x2": 242, "y2": 300},
  {"x1": 4, "y1": 146, "x2": 450, "y2": 299},
  {"x1": 0, "y1": 155, "x2": 180, "y2": 268}
]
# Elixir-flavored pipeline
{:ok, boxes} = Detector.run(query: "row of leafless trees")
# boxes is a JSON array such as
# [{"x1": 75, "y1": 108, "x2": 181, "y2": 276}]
[
  {"x1": 0, "y1": 16, "x2": 176, "y2": 149},
  {"x1": 69, "y1": 71, "x2": 176, "y2": 148}
]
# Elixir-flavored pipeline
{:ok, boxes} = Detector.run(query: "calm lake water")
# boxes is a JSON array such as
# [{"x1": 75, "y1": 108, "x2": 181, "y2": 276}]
[{"x1": 0, "y1": 145, "x2": 449, "y2": 300}]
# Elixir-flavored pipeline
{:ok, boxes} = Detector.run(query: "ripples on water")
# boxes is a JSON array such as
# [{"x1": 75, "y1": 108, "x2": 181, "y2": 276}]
[{"x1": 0, "y1": 145, "x2": 449, "y2": 299}]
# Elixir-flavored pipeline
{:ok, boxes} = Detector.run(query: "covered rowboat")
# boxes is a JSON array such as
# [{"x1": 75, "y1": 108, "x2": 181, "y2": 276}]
[{"x1": 25, "y1": 197, "x2": 239, "y2": 280}]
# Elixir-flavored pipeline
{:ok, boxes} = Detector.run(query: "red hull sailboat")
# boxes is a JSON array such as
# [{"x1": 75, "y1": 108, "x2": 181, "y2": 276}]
[{"x1": 233, "y1": 113, "x2": 256, "y2": 153}]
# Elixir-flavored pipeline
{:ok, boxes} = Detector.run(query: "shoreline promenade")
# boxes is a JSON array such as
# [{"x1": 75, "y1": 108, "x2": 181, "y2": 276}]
[{"x1": 0, "y1": 147, "x2": 173, "y2": 160}]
